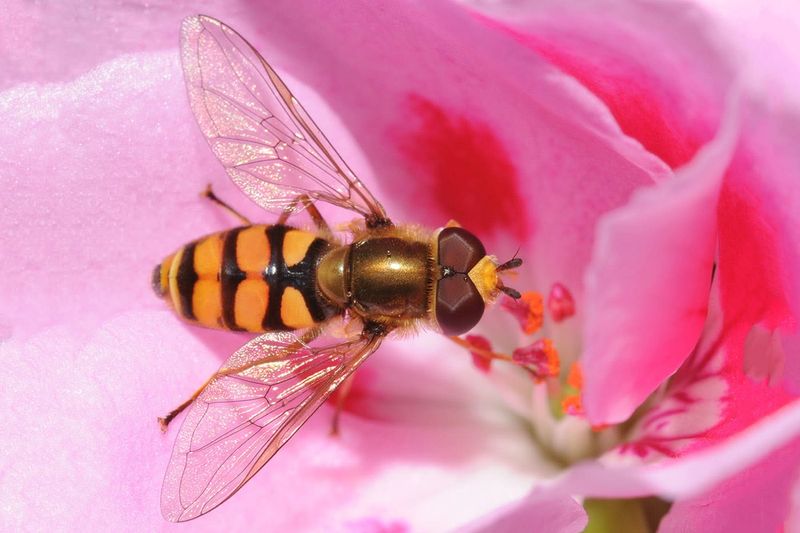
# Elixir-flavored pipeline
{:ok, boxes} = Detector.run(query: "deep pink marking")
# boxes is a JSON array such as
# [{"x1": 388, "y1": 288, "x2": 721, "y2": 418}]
[
  {"x1": 717, "y1": 180, "x2": 794, "y2": 330},
  {"x1": 398, "y1": 94, "x2": 529, "y2": 241},
  {"x1": 473, "y1": 14, "x2": 710, "y2": 170}
]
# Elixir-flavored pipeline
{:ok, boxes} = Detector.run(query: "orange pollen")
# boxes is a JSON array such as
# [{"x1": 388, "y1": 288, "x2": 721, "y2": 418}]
[
  {"x1": 561, "y1": 362, "x2": 585, "y2": 417},
  {"x1": 502, "y1": 291, "x2": 545, "y2": 334},
  {"x1": 567, "y1": 362, "x2": 583, "y2": 390},
  {"x1": 562, "y1": 394, "x2": 584, "y2": 416},
  {"x1": 511, "y1": 338, "x2": 560, "y2": 380}
]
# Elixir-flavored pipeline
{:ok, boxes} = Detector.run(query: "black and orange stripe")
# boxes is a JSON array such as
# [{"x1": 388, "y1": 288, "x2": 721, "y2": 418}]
[{"x1": 153, "y1": 224, "x2": 339, "y2": 332}]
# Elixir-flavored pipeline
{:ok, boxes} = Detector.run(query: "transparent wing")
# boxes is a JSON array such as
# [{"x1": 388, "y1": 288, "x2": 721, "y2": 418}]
[
  {"x1": 161, "y1": 330, "x2": 383, "y2": 522},
  {"x1": 180, "y1": 15, "x2": 388, "y2": 220}
]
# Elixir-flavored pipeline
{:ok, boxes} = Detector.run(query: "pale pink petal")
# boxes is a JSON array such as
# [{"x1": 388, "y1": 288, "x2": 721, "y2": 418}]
[
  {"x1": 581, "y1": 100, "x2": 739, "y2": 424},
  {"x1": 658, "y1": 439, "x2": 800, "y2": 533},
  {"x1": 545, "y1": 397, "x2": 800, "y2": 500},
  {"x1": 0, "y1": 0, "x2": 231, "y2": 88},
  {"x1": 0, "y1": 311, "x2": 543, "y2": 532},
  {"x1": 461, "y1": 492, "x2": 587, "y2": 533},
  {"x1": 0, "y1": 51, "x2": 268, "y2": 339}
]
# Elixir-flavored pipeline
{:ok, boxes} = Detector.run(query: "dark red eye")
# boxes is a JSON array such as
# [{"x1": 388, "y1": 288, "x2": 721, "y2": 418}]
[
  {"x1": 438, "y1": 227, "x2": 486, "y2": 273},
  {"x1": 435, "y1": 275, "x2": 485, "y2": 336}
]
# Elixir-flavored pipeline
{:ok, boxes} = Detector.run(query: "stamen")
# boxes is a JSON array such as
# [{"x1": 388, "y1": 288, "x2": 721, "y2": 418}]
[
  {"x1": 512, "y1": 339, "x2": 560, "y2": 381},
  {"x1": 502, "y1": 291, "x2": 544, "y2": 334},
  {"x1": 561, "y1": 362, "x2": 584, "y2": 416},
  {"x1": 464, "y1": 334, "x2": 493, "y2": 373},
  {"x1": 448, "y1": 335, "x2": 516, "y2": 368},
  {"x1": 547, "y1": 282, "x2": 575, "y2": 322},
  {"x1": 567, "y1": 361, "x2": 583, "y2": 389},
  {"x1": 562, "y1": 395, "x2": 583, "y2": 416}
]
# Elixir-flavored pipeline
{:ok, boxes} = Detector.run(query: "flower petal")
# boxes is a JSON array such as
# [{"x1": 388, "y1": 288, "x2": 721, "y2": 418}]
[
  {"x1": 0, "y1": 51, "x2": 213, "y2": 339},
  {"x1": 461, "y1": 491, "x2": 587, "y2": 533},
  {"x1": 0, "y1": 311, "x2": 546, "y2": 531},
  {"x1": 545, "y1": 397, "x2": 800, "y2": 501},
  {"x1": 581, "y1": 98, "x2": 739, "y2": 424},
  {"x1": 467, "y1": 0, "x2": 800, "y2": 375},
  {"x1": 463, "y1": 1, "x2": 729, "y2": 169},
  {"x1": 657, "y1": 439, "x2": 800, "y2": 533},
  {"x1": 238, "y1": 0, "x2": 667, "y2": 306},
  {"x1": 0, "y1": 48, "x2": 371, "y2": 339},
  {"x1": 1, "y1": 0, "x2": 192, "y2": 88}
]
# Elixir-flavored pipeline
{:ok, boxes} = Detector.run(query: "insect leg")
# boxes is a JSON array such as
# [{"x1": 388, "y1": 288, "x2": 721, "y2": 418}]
[
  {"x1": 158, "y1": 373, "x2": 216, "y2": 431},
  {"x1": 329, "y1": 372, "x2": 357, "y2": 436},
  {"x1": 158, "y1": 327, "x2": 323, "y2": 431},
  {"x1": 276, "y1": 194, "x2": 331, "y2": 233},
  {"x1": 202, "y1": 184, "x2": 252, "y2": 225}
]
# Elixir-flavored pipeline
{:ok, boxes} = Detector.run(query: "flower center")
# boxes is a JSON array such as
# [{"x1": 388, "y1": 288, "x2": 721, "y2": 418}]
[{"x1": 450, "y1": 283, "x2": 619, "y2": 464}]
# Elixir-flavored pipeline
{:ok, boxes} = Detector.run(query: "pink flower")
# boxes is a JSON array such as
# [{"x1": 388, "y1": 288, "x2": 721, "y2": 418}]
[
  {"x1": 2, "y1": 1, "x2": 799, "y2": 532},
  {"x1": 459, "y1": 1, "x2": 800, "y2": 530}
]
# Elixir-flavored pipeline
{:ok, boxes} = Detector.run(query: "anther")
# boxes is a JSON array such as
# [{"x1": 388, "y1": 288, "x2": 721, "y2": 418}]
[
  {"x1": 502, "y1": 291, "x2": 544, "y2": 334},
  {"x1": 561, "y1": 362, "x2": 584, "y2": 416},
  {"x1": 512, "y1": 338, "x2": 560, "y2": 381},
  {"x1": 547, "y1": 282, "x2": 575, "y2": 322},
  {"x1": 464, "y1": 334, "x2": 493, "y2": 373}
]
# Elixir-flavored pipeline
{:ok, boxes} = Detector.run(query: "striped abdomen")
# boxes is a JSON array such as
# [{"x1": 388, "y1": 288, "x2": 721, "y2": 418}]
[{"x1": 152, "y1": 224, "x2": 339, "y2": 332}]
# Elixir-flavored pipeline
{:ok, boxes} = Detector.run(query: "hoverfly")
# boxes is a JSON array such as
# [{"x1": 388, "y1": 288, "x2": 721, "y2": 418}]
[{"x1": 155, "y1": 15, "x2": 523, "y2": 522}]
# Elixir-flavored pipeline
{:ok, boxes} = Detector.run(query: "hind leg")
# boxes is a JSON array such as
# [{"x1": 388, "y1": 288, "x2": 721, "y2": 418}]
[
  {"x1": 277, "y1": 194, "x2": 331, "y2": 233},
  {"x1": 202, "y1": 184, "x2": 252, "y2": 225}
]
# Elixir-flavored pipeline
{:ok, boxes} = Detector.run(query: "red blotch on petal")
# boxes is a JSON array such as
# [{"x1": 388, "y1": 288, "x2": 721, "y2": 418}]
[
  {"x1": 474, "y1": 16, "x2": 708, "y2": 169},
  {"x1": 397, "y1": 94, "x2": 529, "y2": 241},
  {"x1": 718, "y1": 181, "x2": 794, "y2": 330},
  {"x1": 537, "y1": 45, "x2": 699, "y2": 169}
]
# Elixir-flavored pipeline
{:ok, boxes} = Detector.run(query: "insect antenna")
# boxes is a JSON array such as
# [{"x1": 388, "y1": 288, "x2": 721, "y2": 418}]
[
  {"x1": 499, "y1": 285, "x2": 522, "y2": 299},
  {"x1": 497, "y1": 254, "x2": 523, "y2": 272},
  {"x1": 496, "y1": 251, "x2": 523, "y2": 299}
]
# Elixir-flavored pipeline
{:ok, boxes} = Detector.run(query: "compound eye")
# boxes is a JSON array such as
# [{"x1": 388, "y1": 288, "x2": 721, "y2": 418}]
[
  {"x1": 438, "y1": 227, "x2": 486, "y2": 273},
  {"x1": 435, "y1": 275, "x2": 485, "y2": 336}
]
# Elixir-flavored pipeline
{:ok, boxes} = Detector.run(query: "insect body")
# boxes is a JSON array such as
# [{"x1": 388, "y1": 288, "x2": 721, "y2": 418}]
[
  {"x1": 157, "y1": 15, "x2": 522, "y2": 522},
  {"x1": 154, "y1": 223, "x2": 503, "y2": 336},
  {"x1": 153, "y1": 225, "x2": 338, "y2": 332}
]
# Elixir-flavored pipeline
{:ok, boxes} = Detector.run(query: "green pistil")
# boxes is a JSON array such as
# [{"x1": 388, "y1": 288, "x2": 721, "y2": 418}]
[{"x1": 584, "y1": 497, "x2": 672, "y2": 533}]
